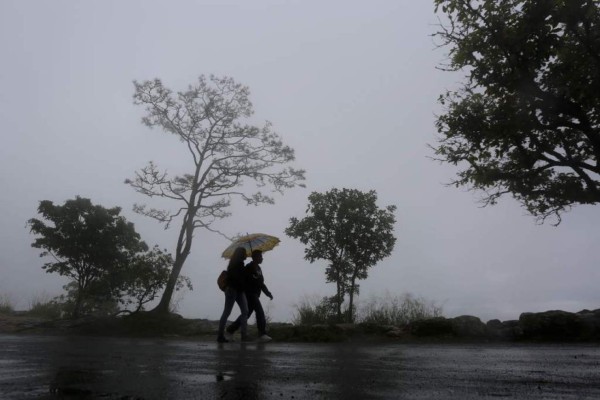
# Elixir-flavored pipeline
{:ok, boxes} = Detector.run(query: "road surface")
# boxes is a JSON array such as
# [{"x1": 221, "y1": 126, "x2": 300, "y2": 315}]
[{"x1": 1, "y1": 334, "x2": 600, "y2": 399}]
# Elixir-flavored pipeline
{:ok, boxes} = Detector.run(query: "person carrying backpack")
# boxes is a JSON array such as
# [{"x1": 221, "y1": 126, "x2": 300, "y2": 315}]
[
  {"x1": 226, "y1": 249, "x2": 273, "y2": 342},
  {"x1": 217, "y1": 247, "x2": 249, "y2": 343}
]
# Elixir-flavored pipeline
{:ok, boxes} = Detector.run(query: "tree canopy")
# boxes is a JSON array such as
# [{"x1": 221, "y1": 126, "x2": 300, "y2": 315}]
[
  {"x1": 285, "y1": 188, "x2": 396, "y2": 322},
  {"x1": 432, "y1": 0, "x2": 600, "y2": 224},
  {"x1": 127, "y1": 75, "x2": 305, "y2": 313},
  {"x1": 27, "y1": 197, "x2": 187, "y2": 317},
  {"x1": 28, "y1": 197, "x2": 147, "y2": 317}
]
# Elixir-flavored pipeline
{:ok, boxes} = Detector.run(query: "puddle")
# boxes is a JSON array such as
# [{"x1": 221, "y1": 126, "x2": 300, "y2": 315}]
[
  {"x1": 169, "y1": 370, "x2": 235, "y2": 384},
  {"x1": 215, "y1": 372, "x2": 234, "y2": 382}
]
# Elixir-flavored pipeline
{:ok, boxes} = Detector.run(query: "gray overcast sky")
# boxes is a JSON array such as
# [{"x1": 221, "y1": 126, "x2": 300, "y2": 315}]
[{"x1": 1, "y1": 0, "x2": 598, "y2": 323}]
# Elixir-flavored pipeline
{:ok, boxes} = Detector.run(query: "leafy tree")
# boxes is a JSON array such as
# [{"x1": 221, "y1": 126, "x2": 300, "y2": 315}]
[
  {"x1": 432, "y1": 0, "x2": 600, "y2": 224},
  {"x1": 121, "y1": 246, "x2": 192, "y2": 313},
  {"x1": 56, "y1": 280, "x2": 121, "y2": 318},
  {"x1": 285, "y1": 189, "x2": 396, "y2": 322},
  {"x1": 127, "y1": 75, "x2": 305, "y2": 313},
  {"x1": 28, "y1": 197, "x2": 147, "y2": 317}
]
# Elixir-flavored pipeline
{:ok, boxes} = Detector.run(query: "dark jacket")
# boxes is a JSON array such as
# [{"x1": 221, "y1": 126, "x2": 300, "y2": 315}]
[
  {"x1": 244, "y1": 261, "x2": 271, "y2": 297},
  {"x1": 226, "y1": 260, "x2": 246, "y2": 291}
]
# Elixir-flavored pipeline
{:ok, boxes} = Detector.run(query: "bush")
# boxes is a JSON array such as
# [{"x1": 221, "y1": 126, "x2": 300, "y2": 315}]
[
  {"x1": 0, "y1": 294, "x2": 14, "y2": 315},
  {"x1": 292, "y1": 296, "x2": 341, "y2": 325},
  {"x1": 293, "y1": 293, "x2": 443, "y2": 327},
  {"x1": 357, "y1": 293, "x2": 443, "y2": 326},
  {"x1": 27, "y1": 293, "x2": 64, "y2": 319}
]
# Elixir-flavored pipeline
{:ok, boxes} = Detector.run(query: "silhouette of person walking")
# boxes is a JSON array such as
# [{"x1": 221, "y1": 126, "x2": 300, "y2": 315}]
[
  {"x1": 217, "y1": 247, "x2": 249, "y2": 343},
  {"x1": 226, "y1": 249, "x2": 273, "y2": 342}
]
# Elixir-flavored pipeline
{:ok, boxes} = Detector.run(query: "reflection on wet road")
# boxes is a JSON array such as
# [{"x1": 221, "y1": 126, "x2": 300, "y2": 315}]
[{"x1": 1, "y1": 334, "x2": 600, "y2": 399}]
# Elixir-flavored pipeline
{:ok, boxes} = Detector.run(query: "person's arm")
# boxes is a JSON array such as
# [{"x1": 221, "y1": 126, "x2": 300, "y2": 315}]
[{"x1": 261, "y1": 282, "x2": 273, "y2": 300}]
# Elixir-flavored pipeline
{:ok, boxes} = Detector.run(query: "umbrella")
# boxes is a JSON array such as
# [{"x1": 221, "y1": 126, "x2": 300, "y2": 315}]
[{"x1": 221, "y1": 233, "x2": 280, "y2": 258}]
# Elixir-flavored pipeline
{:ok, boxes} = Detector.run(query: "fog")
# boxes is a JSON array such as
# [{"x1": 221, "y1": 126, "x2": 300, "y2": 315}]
[{"x1": 1, "y1": 0, "x2": 598, "y2": 324}]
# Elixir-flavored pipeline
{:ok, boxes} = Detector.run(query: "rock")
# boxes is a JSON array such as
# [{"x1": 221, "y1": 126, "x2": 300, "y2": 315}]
[
  {"x1": 485, "y1": 319, "x2": 522, "y2": 340},
  {"x1": 504, "y1": 320, "x2": 524, "y2": 340},
  {"x1": 486, "y1": 319, "x2": 503, "y2": 330},
  {"x1": 450, "y1": 315, "x2": 487, "y2": 337},
  {"x1": 519, "y1": 310, "x2": 584, "y2": 341},
  {"x1": 409, "y1": 317, "x2": 453, "y2": 337},
  {"x1": 576, "y1": 309, "x2": 600, "y2": 340}
]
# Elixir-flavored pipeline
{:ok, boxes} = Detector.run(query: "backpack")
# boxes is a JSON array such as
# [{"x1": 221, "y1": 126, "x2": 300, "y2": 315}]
[{"x1": 217, "y1": 270, "x2": 228, "y2": 291}]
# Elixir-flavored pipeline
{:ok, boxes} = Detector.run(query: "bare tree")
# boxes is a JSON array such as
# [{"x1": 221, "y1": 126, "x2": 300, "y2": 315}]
[{"x1": 126, "y1": 75, "x2": 305, "y2": 314}]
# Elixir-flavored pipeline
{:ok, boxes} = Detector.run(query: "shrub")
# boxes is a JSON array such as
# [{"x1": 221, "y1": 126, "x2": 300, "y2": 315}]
[
  {"x1": 0, "y1": 294, "x2": 14, "y2": 315},
  {"x1": 358, "y1": 293, "x2": 443, "y2": 326},
  {"x1": 27, "y1": 293, "x2": 64, "y2": 319},
  {"x1": 292, "y1": 296, "x2": 341, "y2": 325}
]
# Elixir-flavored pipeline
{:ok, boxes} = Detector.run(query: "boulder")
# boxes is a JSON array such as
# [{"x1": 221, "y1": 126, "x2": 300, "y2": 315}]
[
  {"x1": 519, "y1": 310, "x2": 584, "y2": 340},
  {"x1": 450, "y1": 315, "x2": 487, "y2": 338},
  {"x1": 409, "y1": 317, "x2": 453, "y2": 337},
  {"x1": 576, "y1": 309, "x2": 600, "y2": 340},
  {"x1": 485, "y1": 319, "x2": 523, "y2": 340},
  {"x1": 486, "y1": 319, "x2": 503, "y2": 330},
  {"x1": 501, "y1": 320, "x2": 524, "y2": 340}
]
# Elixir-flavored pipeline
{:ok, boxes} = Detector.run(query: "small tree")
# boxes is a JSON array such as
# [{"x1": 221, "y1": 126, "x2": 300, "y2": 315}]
[
  {"x1": 121, "y1": 246, "x2": 192, "y2": 313},
  {"x1": 28, "y1": 197, "x2": 148, "y2": 318},
  {"x1": 285, "y1": 189, "x2": 396, "y2": 322},
  {"x1": 432, "y1": 0, "x2": 600, "y2": 224},
  {"x1": 127, "y1": 75, "x2": 305, "y2": 313}
]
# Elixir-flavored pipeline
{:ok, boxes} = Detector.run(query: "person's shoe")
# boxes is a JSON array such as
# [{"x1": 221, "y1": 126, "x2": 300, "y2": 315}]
[
  {"x1": 217, "y1": 336, "x2": 229, "y2": 343},
  {"x1": 258, "y1": 334, "x2": 272, "y2": 342}
]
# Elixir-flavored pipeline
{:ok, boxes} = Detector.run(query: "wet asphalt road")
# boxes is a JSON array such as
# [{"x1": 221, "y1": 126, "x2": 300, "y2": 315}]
[{"x1": 1, "y1": 334, "x2": 600, "y2": 399}]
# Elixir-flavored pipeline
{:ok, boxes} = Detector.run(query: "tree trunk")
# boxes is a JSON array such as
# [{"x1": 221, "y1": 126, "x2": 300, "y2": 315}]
[
  {"x1": 72, "y1": 280, "x2": 86, "y2": 319},
  {"x1": 151, "y1": 210, "x2": 194, "y2": 314},
  {"x1": 152, "y1": 256, "x2": 185, "y2": 314},
  {"x1": 335, "y1": 268, "x2": 343, "y2": 321},
  {"x1": 348, "y1": 279, "x2": 356, "y2": 323},
  {"x1": 72, "y1": 292, "x2": 83, "y2": 319}
]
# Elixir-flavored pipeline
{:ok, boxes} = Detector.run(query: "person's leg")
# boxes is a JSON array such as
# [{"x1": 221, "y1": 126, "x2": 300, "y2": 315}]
[
  {"x1": 253, "y1": 297, "x2": 267, "y2": 335},
  {"x1": 235, "y1": 291, "x2": 249, "y2": 338},
  {"x1": 227, "y1": 315, "x2": 241, "y2": 334},
  {"x1": 217, "y1": 288, "x2": 236, "y2": 340},
  {"x1": 227, "y1": 298, "x2": 256, "y2": 334}
]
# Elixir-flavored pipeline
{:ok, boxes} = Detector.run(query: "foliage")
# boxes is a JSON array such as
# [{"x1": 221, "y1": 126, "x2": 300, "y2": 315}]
[
  {"x1": 0, "y1": 294, "x2": 14, "y2": 315},
  {"x1": 28, "y1": 197, "x2": 183, "y2": 318},
  {"x1": 27, "y1": 293, "x2": 64, "y2": 319},
  {"x1": 28, "y1": 197, "x2": 148, "y2": 317},
  {"x1": 120, "y1": 246, "x2": 192, "y2": 313},
  {"x1": 53, "y1": 281, "x2": 121, "y2": 318},
  {"x1": 286, "y1": 188, "x2": 396, "y2": 322},
  {"x1": 432, "y1": 0, "x2": 600, "y2": 224},
  {"x1": 127, "y1": 75, "x2": 305, "y2": 313},
  {"x1": 292, "y1": 293, "x2": 443, "y2": 328},
  {"x1": 292, "y1": 296, "x2": 341, "y2": 325},
  {"x1": 358, "y1": 293, "x2": 444, "y2": 326}
]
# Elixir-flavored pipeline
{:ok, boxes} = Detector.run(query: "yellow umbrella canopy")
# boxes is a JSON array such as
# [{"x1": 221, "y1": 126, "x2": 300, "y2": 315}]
[{"x1": 221, "y1": 233, "x2": 281, "y2": 259}]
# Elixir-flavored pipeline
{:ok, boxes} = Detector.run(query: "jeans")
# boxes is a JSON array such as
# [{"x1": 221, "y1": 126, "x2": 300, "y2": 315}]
[
  {"x1": 227, "y1": 292, "x2": 266, "y2": 335},
  {"x1": 218, "y1": 287, "x2": 248, "y2": 338}
]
